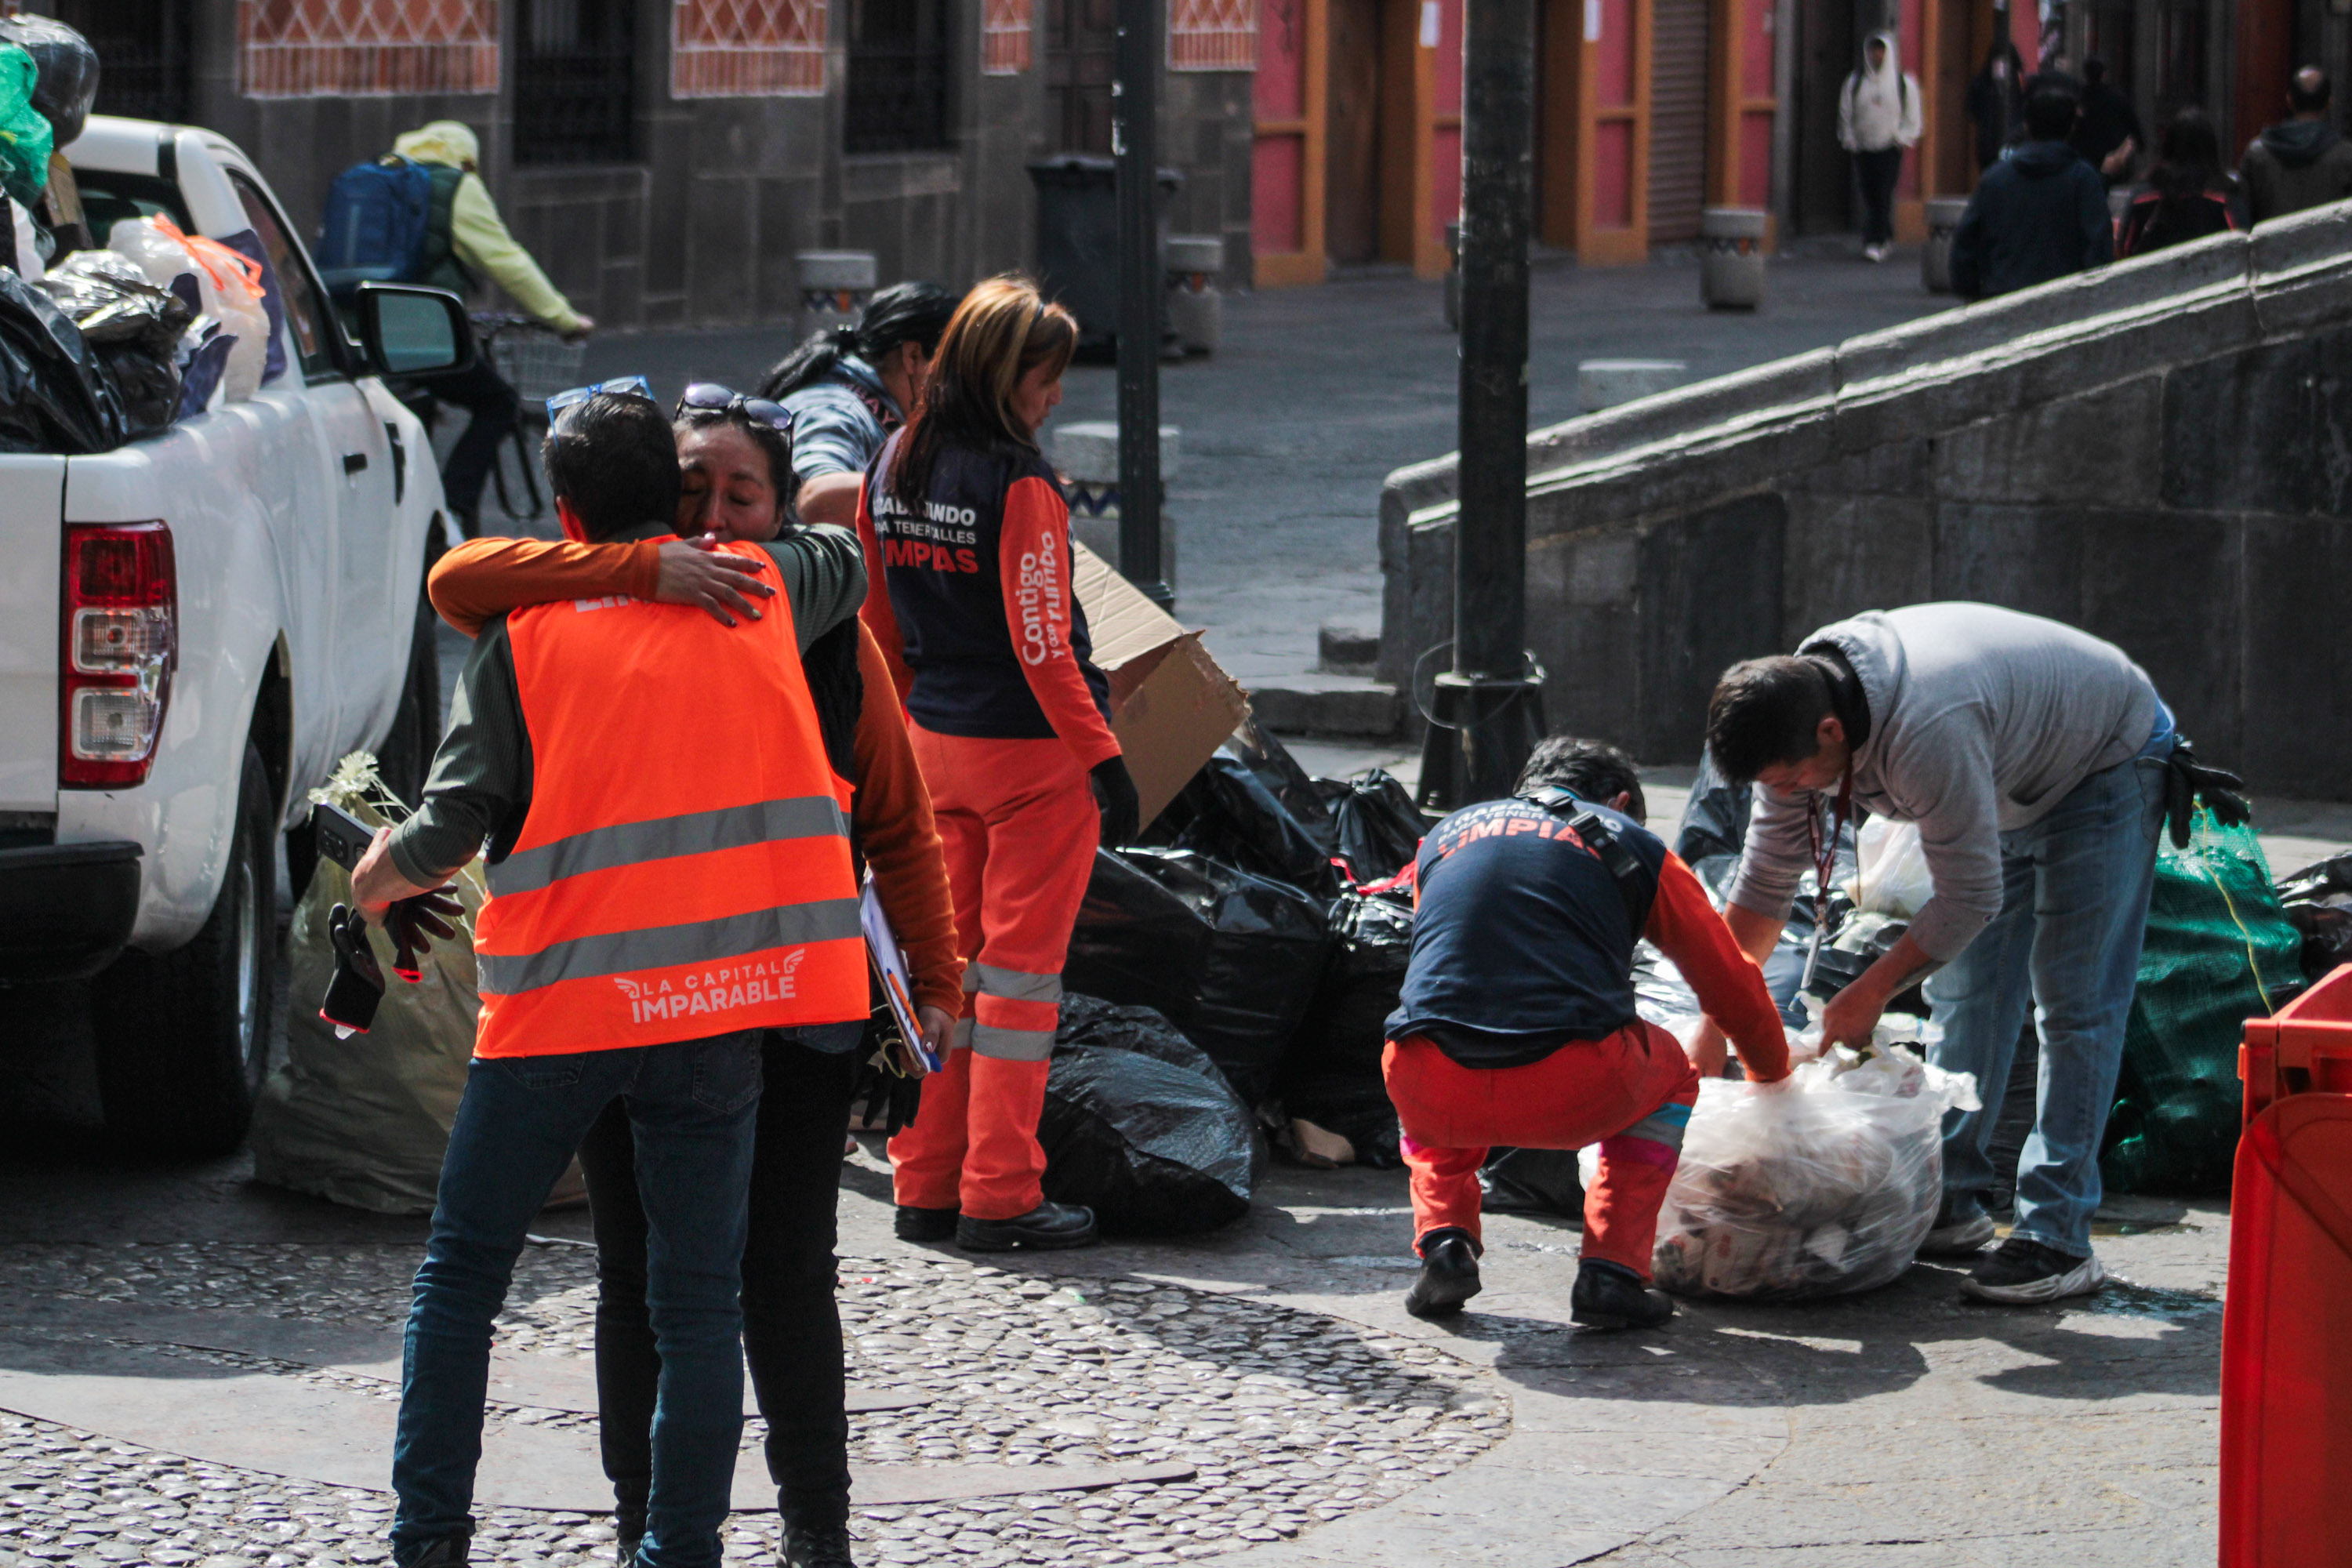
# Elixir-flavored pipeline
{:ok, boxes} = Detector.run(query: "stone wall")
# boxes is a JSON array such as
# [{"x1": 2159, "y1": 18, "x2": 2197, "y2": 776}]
[{"x1": 1377, "y1": 201, "x2": 2352, "y2": 799}]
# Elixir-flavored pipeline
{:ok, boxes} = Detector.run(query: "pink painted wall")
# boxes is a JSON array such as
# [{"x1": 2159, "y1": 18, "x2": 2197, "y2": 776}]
[{"x1": 1254, "y1": 0, "x2": 1307, "y2": 256}]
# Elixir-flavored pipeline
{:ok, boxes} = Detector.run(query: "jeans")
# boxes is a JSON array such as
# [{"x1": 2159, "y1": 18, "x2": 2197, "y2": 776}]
[
  {"x1": 1923, "y1": 754, "x2": 2168, "y2": 1257},
  {"x1": 431, "y1": 357, "x2": 521, "y2": 524},
  {"x1": 1854, "y1": 146, "x2": 1904, "y2": 245},
  {"x1": 390, "y1": 1033, "x2": 764, "y2": 1568},
  {"x1": 579, "y1": 1033, "x2": 858, "y2": 1538}
]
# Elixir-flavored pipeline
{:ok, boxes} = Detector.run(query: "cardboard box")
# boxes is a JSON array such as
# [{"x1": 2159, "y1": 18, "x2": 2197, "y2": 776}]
[{"x1": 1071, "y1": 540, "x2": 1249, "y2": 826}]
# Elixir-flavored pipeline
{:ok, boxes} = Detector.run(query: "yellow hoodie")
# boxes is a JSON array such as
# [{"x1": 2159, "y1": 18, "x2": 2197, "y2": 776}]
[{"x1": 393, "y1": 122, "x2": 584, "y2": 334}]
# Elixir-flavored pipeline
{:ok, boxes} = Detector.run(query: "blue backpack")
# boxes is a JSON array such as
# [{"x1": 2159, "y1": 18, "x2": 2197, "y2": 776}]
[{"x1": 314, "y1": 156, "x2": 436, "y2": 300}]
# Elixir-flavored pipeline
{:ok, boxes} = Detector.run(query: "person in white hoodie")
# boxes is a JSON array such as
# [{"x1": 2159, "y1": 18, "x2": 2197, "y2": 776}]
[{"x1": 1839, "y1": 31, "x2": 1924, "y2": 261}]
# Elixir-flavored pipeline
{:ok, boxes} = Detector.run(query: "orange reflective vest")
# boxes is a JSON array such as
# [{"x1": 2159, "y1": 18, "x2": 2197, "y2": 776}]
[{"x1": 471, "y1": 543, "x2": 866, "y2": 1058}]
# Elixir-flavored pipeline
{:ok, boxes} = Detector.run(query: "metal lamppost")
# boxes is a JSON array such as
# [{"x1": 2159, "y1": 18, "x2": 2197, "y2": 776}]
[
  {"x1": 1417, "y1": 0, "x2": 1545, "y2": 810},
  {"x1": 1112, "y1": 0, "x2": 1174, "y2": 608}
]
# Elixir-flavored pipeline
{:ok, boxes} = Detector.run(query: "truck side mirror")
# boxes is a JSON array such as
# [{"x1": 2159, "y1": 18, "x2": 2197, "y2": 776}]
[{"x1": 354, "y1": 284, "x2": 477, "y2": 379}]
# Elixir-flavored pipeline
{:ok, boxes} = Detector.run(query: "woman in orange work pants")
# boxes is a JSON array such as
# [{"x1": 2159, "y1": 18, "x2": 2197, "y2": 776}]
[{"x1": 858, "y1": 276, "x2": 1143, "y2": 1253}]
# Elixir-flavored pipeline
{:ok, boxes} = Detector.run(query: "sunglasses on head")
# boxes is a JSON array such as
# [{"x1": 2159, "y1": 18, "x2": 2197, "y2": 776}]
[
  {"x1": 545, "y1": 375, "x2": 655, "y2": 424},
  {"x1": 677, "y1": 382, "x2": 795, "y2": 433}
]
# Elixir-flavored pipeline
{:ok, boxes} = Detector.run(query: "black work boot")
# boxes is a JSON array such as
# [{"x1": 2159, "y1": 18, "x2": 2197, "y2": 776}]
[
  {"x1": 956, "y1": 1200, "x2": 1099, "y2": 1251},
  {"x1": 893, "y1": 1203, "x2": 960, "y2": 1243},
  {"x1": 782, "y1": 1519, "x2": 857, "y2": 1567},
  {"x1": 1404, "y1": 1228, "x2": 1483, "y2": 1318},
  {"x1": 1570, "y1": 1257, "x2": 1675, "y2": 1330}
]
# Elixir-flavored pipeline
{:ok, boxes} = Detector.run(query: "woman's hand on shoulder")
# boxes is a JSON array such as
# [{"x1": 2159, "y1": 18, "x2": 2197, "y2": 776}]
[{"x1": 655, "y1": 536, "x2": 775, "y2": 626}]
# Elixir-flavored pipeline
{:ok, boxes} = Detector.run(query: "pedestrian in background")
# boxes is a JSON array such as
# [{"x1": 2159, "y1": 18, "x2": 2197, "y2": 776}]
[
  {"x1": 426, "y1": 387, "x2": 960, "y2": 1568},
  {"x1": 758, "y1": 281, "x2": 962, "y2": 527},
  {"x1": 859, "y1": 274, "x2": 1141, "y2": 1254},
  {"x1": 376, "y1": 122, "x2": 593, "y2": 538},
  {"x1": 1948, "y1": 89, "x2": 2112, "y2": 299},
  {"x1": 1835, "y1": 32, "x2": 1929, "y2": 263},
  {"x1": 2239, "y1": 66, "x2": 2352, "y2": 223},
  {"x1": 1966, "y1": 37, "x2": 2027, "y2": 171},
  {"x1": 351, "y1": 391, "x2": 869, "y2": 1568},
  {"x1": 2073, "y1": 57, "x2": 2144, "y2": 186},
  {"x1": 2118, "y1": 108, "x2": 2244, "y2": 259},
  {"x1": 1839, "y1": 31, "x2": 1923, "y2": 263}
]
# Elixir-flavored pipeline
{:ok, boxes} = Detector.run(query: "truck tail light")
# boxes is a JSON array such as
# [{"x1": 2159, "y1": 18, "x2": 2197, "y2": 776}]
[{"x1": 60, "y1": 521, "x2": 176, "y2": 789}]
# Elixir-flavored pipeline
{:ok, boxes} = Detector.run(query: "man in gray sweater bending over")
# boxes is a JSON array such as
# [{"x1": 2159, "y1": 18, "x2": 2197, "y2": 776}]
[{"x1": 1693, "y1": 603, "x2": 2239, "y2": 1305}]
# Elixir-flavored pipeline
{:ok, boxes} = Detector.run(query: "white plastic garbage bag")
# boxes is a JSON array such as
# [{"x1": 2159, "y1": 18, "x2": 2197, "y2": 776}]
[
  {"x1": 107, "y1": 215, "x2": 267, "y2": 401},
  {"x1": 1588, "y1": 1040, "x2": 1979, "y2": 1300},
  {"x1": 1849, "y1": 817, "x2": 1933, "y2": 920},
  {"x1": 249, "y1": 753, "x2": 585, "y2": 1214},
  {"x1": 8, "y1": 196, "x2": 40, "y2": 282}
]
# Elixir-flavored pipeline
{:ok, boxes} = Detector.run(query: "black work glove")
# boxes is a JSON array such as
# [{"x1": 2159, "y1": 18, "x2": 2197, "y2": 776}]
[
  {"x1": 321, "y1": 903, "x2": 386, "y2": 1036},
  {"x1": 2162, "y1": 739, "x2": 2252, "y2": 849},
  {"x1": 385, "y1": 884, "x2": 465, "y2": 982},
  {"x1": 1091, "y1": 755, "x2": 1141, "y2": 848}
]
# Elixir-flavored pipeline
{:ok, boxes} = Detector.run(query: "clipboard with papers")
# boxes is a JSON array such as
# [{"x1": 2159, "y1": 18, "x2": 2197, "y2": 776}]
[{"x1": 862, "y1": 877, "x2": 941, "y2": 1074}]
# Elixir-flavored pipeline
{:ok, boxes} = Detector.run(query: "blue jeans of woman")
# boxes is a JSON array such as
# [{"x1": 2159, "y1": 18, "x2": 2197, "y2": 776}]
[
  {"x1": 1922, "y1": 754, "x2": 2168, "y2": 1258},
  {"x1": 390, "y1": 1033, "x2": 763, "y2": 1568}
]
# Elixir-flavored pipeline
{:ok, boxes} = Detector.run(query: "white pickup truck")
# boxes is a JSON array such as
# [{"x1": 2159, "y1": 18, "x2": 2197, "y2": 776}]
[{"x1": 0, "y1": 117, "x2": 472, "y2": 1155}]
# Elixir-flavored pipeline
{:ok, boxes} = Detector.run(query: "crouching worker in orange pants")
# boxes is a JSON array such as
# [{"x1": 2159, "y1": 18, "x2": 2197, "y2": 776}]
[
  {"x1": 858, "y1": 276, "x2": 1142, "y2": 1253},
  {"x1": 1385, "y1": 738, "x2": 1793, "y2": 1329}
]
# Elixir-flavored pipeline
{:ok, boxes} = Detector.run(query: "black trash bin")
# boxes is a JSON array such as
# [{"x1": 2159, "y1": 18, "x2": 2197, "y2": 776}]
[{"x1": 1027, "y1": 154, "x2": 1181, "y2": 357}]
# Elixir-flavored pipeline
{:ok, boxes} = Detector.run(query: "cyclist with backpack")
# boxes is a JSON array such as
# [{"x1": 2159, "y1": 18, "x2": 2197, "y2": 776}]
[{"x1": 317, "y1": 121, "x2": 593, "y2": 538}]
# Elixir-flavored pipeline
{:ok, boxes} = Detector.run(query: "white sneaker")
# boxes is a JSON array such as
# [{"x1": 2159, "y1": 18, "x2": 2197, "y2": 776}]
[
  {"x1": 1961, "y1": 1239, "x2": 2107, "y2": 1305},
  {"x1": 1863, "y1": 242, "x2": 1889, "y2": 263}
]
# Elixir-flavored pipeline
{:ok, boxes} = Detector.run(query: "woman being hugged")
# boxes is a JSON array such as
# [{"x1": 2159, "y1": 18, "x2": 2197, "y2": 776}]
[{"x1": 859, "y1": 274, "x2": 1138, "y2": 1253}]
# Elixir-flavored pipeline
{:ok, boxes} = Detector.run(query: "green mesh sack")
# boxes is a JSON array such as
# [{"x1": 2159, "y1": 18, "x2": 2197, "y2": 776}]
[
  {"x1": 2101, "y1": 812, "x2": 2302, "y2": 1195},
  {"x1": 0, "y1": 42, "x2": 51, "y2": 209}
]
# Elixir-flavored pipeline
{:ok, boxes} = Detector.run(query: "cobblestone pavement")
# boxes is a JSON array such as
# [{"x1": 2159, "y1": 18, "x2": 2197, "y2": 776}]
[
  {"x1": 0, "y1": 1149, "x2": 1506, "y2": 1568},
  {"x1": 0, "y1": 1124, "x2": 2223, "y2": 1568}
]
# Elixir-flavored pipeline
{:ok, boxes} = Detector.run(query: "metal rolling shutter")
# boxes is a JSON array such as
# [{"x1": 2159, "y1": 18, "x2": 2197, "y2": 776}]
[{"x1": 1648, "y1": 0, "x2": 1710, "y2": 244}]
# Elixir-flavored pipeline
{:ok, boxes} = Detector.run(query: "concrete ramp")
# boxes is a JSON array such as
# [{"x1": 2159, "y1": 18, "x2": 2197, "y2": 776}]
[{"x1": 1379, "y1": 201, "x2": 2352, "y2": 797}]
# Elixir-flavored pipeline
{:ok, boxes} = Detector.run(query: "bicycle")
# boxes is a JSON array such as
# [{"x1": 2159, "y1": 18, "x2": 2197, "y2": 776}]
[{"x1": 467, "y1": 312, "x2": 590, "y2": 523}]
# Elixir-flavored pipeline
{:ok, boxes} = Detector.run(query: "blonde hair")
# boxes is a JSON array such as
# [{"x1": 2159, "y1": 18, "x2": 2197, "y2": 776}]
[{"x1": 888, "y1": 274, "x2": 1076, "y2": 509}]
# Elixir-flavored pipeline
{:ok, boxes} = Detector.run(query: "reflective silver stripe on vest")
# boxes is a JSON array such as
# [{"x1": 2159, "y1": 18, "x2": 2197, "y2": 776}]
[
  {"x1": 971, "y1": 960, "x2": 1062, "y2": 1003},
  {"x1": 488, "y1": 796, "x2": 849, "y2": 898},
  {"x1": 478, "y1": 898, "x2": 862, "y2": 996}
]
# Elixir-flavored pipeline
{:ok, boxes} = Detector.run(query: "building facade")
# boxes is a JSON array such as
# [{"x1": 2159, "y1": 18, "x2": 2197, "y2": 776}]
[
  {"x1": 1252, "y1": 0, "x2": 2307, "y2": 281},
  {"x1": 17, "y1": 0, "x2": 1256, "y2": 328}
]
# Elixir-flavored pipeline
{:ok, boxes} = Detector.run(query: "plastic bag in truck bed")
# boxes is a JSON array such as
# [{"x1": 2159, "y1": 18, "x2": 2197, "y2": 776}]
[
  {"x1": 41, "y1": 249, "x2": 191, "y2": 438},
  {"x1": 1599, "y1": 1040, "x2": 1979, "y2": 1301},
  {"x1": 249, "y1": 756, "x2": 583, "y2": 1214},
  {"x1": 0, "y1": 264, "x2": 124, "y2": 452}
]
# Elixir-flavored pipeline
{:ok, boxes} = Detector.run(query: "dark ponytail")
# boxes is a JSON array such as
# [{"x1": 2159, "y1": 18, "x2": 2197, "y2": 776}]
[{"x1": 757, "y1": 279, "x2": 963, "y2": 402}]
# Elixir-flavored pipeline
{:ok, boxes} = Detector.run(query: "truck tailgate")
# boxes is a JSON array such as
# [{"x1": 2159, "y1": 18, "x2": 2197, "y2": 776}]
[{"x1": 0, "y1": 456, "x2": 62, "y2": 814}]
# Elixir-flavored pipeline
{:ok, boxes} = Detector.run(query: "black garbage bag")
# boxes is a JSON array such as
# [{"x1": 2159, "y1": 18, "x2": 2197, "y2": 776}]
[
  {"x1": 1281, "y1": 891, "x2": 1412, "y2": 1167},
  {"x1": 0, "y1": 16, "x2": 98, "y2": 146},
  {"x1": 1327, "y1": 768, "x2": 1425, "y2": 883},
  {"x1": 1480, "y1": 1147, "x2": 1585, "y2": 1217},
  {"x1": 1065, "y1": 847, "x2": 1333, "y2": 1105},
  {"x1": 0, "y1": 267, "x2": 123, "y2": 452},
  {"x1": 42, "y1": 250, "x2": 190, "y2": 438},
  {"x1": 1675, "y1": 748, "x2": 1751, "y2": 870},
  {"x1": 2278, "y1": 851, "x2": 2352, "y2": 982},
  {"x1": 1039, "y1": 994, "x2": 1262, "y2": 1235},
  {"x1": 1163, "y1": 719, "x2": 1343, "y2": 897}
]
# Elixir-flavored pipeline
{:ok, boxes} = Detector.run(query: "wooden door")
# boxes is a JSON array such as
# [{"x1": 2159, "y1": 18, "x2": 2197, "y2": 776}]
[
  {"x1": 1648, "y1": 0, "x2": 1709, "y2": 241},
  {"x1": 1047, "y1": 0, "x2": 1118, "y2": 151},
  {"x1": 1326, "y1": 0, "x2": 1385, "y2": 264}
]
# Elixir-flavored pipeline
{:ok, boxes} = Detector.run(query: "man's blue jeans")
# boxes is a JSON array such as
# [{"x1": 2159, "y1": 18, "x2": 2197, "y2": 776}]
[
  {"x1": 390, "y1": 1033, "x2": 763, "y2": 1568},
  {"x1": 1923, "y1": 754, "x2": 2167, "y2": 1258}
]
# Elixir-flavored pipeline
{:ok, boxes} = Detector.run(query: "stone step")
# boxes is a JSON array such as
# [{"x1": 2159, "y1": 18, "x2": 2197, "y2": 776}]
[{"x1": 1247, "y1": 675, "x2": 1403, "y2": 739}]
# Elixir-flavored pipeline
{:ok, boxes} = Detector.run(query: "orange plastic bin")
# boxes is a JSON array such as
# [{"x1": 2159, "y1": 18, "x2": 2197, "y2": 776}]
[{"x1": 2220, "y1": 965, "x2": 2352, "y2": 1566}]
